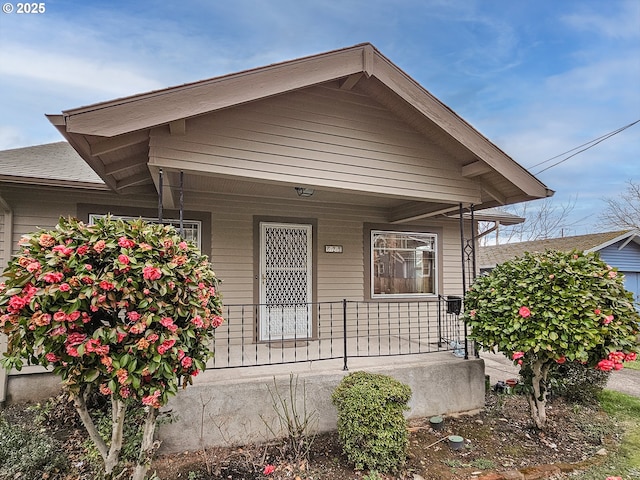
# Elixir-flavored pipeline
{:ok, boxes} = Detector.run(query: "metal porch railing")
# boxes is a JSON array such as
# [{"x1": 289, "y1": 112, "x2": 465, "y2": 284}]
[{"x1": 209, "y1": 295, "x2": 467, "y2": 370}]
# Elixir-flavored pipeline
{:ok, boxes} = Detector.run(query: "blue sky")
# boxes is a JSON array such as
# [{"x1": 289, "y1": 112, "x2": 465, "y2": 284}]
[{"x1": 1, "y1": 0, "x2": 638, "y2": 236}]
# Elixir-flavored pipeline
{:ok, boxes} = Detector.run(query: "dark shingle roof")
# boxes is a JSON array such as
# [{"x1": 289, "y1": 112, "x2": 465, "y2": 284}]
[
  {"x1": 479, "y1": 230, "x2": 638, "y2": 268},
  {"x1": 0, "y1": 142, "x2": 105, "y2": 188}
]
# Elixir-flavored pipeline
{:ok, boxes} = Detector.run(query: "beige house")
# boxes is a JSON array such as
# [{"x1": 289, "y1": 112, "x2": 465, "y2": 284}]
[{"x1": 1, "y1": 44, "x2": 552, "y2": 447}]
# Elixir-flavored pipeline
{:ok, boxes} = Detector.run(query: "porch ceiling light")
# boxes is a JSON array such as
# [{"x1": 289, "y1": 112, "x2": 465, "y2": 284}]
[{"x1": 295, "y1": 187, "x2": 314, "y2": 198}]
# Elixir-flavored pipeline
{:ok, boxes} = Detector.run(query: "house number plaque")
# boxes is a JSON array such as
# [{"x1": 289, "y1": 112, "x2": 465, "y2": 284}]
[{"x1": 324, "y1": 245, "x2": 343, "y2": 253}]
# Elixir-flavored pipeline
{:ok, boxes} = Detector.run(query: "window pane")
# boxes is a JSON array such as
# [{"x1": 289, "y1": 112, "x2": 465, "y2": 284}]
[{"x1": 372, "y1": 231, "x2": 436, "y2": 296}]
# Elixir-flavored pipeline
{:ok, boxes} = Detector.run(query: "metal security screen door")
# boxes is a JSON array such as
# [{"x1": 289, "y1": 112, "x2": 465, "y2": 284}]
[{"x1": 259, "y1": 223, "x2": 313, "y2": 340}]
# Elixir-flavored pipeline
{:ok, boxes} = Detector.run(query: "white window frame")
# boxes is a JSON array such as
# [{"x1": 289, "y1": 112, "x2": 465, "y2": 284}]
[
  {"x1": 371, "y1": 230, "x2": 438, "y2": 298},
  {"x1": 88, "y1": 214, "x2": 202, "y2": 251}
]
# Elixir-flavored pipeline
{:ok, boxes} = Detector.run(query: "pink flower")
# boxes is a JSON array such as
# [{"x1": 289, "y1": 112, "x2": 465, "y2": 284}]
[
  {"x1": 212, "y1": 315, "x2": 224, "y2": 328},
  {"x1": 191, "y1": 316, "x2": 204, "y2": 328},
  {"x1": 93, "y1": 240, "x2": 106, "y2": 253},
  {"x1": 603, "y1": 315, "x2": 614, "y2": 325},
  {"x1": 99, "y1": 280, "x2": 115, "y2": 291},
  {"x1": 181, "y1": 356, "x2": 193, "y2": 368},
  {"x1": 518, "y1": 306, "x2": 531, "y2": 318},
  {"x1": 42, "y1": 272, "x2": 64, "y2": 283},
  {"x1": 118, "y1": 254, "x2": 130, "y2": 265},
  {"x1": 142, "y1": 390, "x2": 162, "y2": 408},
  {"x1": 59, "y1": 283, "x2": 71, "y2": 292},
  {"x1": 263, "y1": 464, "x2": 276, "y2": 475},
  {"x1": 26, "y1": 261, "x2": 41, "y2": 273},
  {"x1": 49, "y1": 325, "x2": 67, "y2": 337},
  {"x1": 512, "y1": 351, "x2": 525, "y2": 361},
  {"x1": 178, "y1": 241, "x2": 188, "y2": 250},
  {"x1": 84, "y1": 264, "x2": 93, "y2": 271},
  {"x1": 76, "y1": 245, "x2": 89, "y2": 255},
  {"x1": 38, "y1": 233, "x2": 55, "y2": 247},
  {"x1": 596, "y1": 359, "x2": 615, "y2": 371},
  {"x1": 66, "y1": 332, "x2": 87, "y2": 346},
  {"x1": 608, "y1": 270, "x2": 617, "y2": 279},
  {"x1": 52, "y1": 245, "x2": 73, "y2": 256},
  {"x1": 45, "y1": 352, "x2": 59, "y2": 362},
  {"x1": 608, "y1": 351, "x2": 626, "y2": 364},
  {"x1": 594, "y1": 309, "x2": 601, "y2": 315},
  {"x1": 147, "y1": 333, "x2": 159, "y2": 343},
  {"x1": 127, "y1": 311, "x2": 141, "y2": 321},
  {"x1": 116, "y1": 368, "x2": 128, "y2": 385},
  {"x1": 160, "y1": 317, "x2": 174, "y2": 328},
  {"x1": 625, "y1": 352, "x2": 637, "y2": 362},
  {"x1": 65, "y1": 345, "x2": 79, "y2": 357},
  {"x1": 120, "y1": 386, "x2": 131, "y2": 399},
  {"x1": 99, "y1": 384, "x2": 113, "y2": 396},
  {"x1": 606, "y1": 476, "x2": 623, "y2": 480},
  {"x1": 157, "y1": 339, "x2": 176, "y2": 355},
  {"x1": 143, "y1": 266, "x2": 162, "y2": 281},
  {"x1": 555, "y1": 356, "x2": 566, "y2": 364},
  {"x1": 118, "y1": 237, "x2": 136, "y2": 248}
]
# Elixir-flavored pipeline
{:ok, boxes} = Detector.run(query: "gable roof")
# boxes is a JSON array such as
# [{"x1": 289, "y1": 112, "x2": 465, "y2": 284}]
[
  {"x1": 47, "y1": 43, "x2": 552, "y2": 212},
  {"x1": 0, "y1": 141, "x2": 106, "y2": 189},
  {"x1": 479, "y1": 230, "x2": 640, "y2": 268}
]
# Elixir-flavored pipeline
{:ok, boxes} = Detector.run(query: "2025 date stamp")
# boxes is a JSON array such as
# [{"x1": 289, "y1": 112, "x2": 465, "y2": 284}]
[{"x1": 2, "y1": 2, "x2": 46, "y2": 14}]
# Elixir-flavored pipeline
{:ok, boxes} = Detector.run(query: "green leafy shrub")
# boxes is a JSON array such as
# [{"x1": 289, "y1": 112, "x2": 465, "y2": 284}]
[
  {"x1": 331, "y1": 371, "x2": 411, "y2": 473},
  {"x1": 464, "y1": 249, "x2": 639, "y2": 429},
  {"x1": 0, "y1": 216, "x2": 223, "y2": 479},
  {"x1": 550, "y1": 362, "x2": 610, "y2": 404},
  {"x1": 0, "y1": 414, "x2": 69, "y2": 479}
]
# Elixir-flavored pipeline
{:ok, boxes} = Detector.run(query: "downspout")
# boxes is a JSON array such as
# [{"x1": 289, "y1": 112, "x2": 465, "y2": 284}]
[{"x1": 0, "y1": 193, "x2": 13, "y2": 405}]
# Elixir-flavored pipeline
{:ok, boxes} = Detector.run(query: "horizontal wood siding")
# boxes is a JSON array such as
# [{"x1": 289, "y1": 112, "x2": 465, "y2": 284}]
[
  {"x1": 149, "y1": 84, "x2": 481, "y2": 204},
  {"x1": 1, "y1": 183, "x2": 468, "y2": 369},
  {"x1": 599, "y1": 241, "x2": 640, "y2": 272}
]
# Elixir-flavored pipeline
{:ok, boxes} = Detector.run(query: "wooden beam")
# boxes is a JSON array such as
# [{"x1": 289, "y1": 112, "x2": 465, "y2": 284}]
[
  {"x1": 115, "y1": 172, "x2": 152, "y2": 190},
  {"x1": 339, "y1": 73, "x2": 364, "y2": 90},
  {"x1": 481, "y1": 184, "x2": 507, "y2": 205},
  {"x1": 104, "y1": 155, "x2": 147, "y2": 176},
  {"x1": 90, "y1": 130, "x2": 149, "y2": 156},
  {"x1": 462, "y1": 160, "x2": 492, "y2": 178},
  {"x1": 169, "y1": 119, "x2": 186, "y2": 136},
  {"x1": 388, "y1": 201, "x2": 459, "y2": 224},
  {"x1": 391, "y1": 205, "x2": 461, "y2": 224},
  {"x1": 363, "y1": 44, "x2": 375, "y2": 77}
]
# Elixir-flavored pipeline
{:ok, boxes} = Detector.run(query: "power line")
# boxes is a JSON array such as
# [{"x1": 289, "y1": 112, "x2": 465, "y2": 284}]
[{"x1": 530, "y1": 119, "x2": 640, "y2": 175}]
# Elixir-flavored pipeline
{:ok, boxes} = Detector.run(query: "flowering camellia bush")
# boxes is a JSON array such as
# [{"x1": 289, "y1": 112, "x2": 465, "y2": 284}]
[
  {"x1": 0, "y1": 216, "x2": 223, "y2": 479},
  {"x1": 463, "y1": 250, "x2": 639, "y2": 429}
]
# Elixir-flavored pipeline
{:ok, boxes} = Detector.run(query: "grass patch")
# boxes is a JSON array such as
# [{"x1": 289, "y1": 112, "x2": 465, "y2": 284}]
[
  {"x1": 571, "y1": 390, "x2": 640, "y2": 479},
  {"x1": 625, "y1": 360, "x2": 640, "y2": 371}
]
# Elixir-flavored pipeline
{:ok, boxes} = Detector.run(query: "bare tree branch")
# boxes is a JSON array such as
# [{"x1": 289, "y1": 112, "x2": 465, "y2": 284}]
[{"x1": 600, "y1": 180, "x2": 640, "y2": 231}]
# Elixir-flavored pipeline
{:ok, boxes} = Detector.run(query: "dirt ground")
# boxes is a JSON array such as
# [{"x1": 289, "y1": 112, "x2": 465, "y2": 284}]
[
  {"x1": 1, "y1": 391, "x2": 622, "y2": 480},
  {"x1": 150, "y1": 391, "x2": 619, "y2": 480}
]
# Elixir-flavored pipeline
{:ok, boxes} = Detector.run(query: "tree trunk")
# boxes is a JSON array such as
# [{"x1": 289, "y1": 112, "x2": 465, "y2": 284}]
[
  {"x1": 74, "y1": 390, "x2": 109, "y2": 462},
  {"x1": 104, "y1": 397, "x2": 126, "y2": 476},
  {"x1": 131, "y1": 407, "x2": 159, "y2": 480},
  {"x1": 526, "y1": 359, "x2": 551, "y2": 429}
]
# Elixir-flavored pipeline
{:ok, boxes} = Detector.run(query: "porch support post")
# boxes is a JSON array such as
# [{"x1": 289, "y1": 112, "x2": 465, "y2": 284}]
[
  {"x1": 459, "y1": 203, "x2": 469, "y2": 360},
  {"x1": 158, "y1": 168, "x2": 164, "y2": 223},
  {"x1": 179, "y1": 170, "x2": 184, "y2": 236},
  {"x1": 342, "y1": 299, "x2": 348, "y2": 371},
  {"x1": 470, "y1": 204, "x2": 479, "y2": 358}
]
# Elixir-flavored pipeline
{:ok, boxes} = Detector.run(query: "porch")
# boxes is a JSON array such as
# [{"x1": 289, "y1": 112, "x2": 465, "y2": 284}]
[{"x1": 154, "y1": 295, "x2": 480, "y2": 453}]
